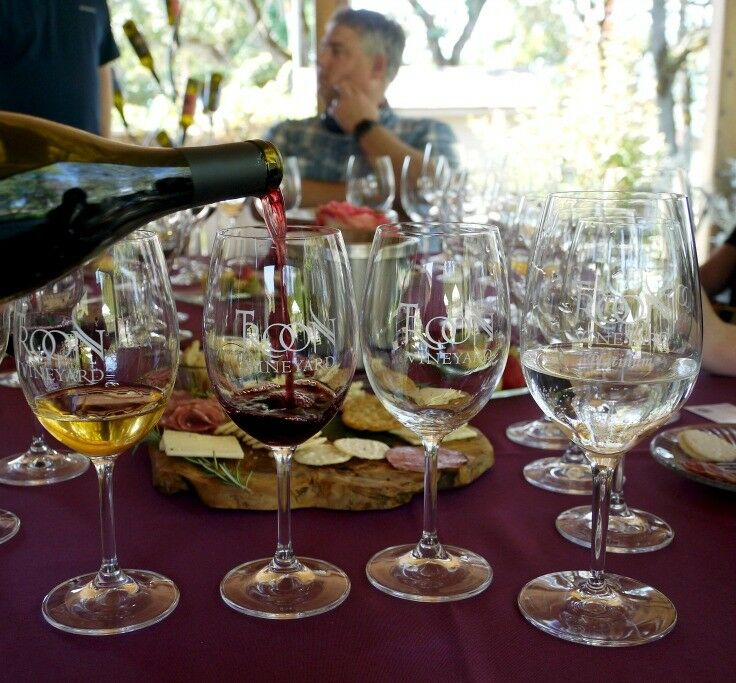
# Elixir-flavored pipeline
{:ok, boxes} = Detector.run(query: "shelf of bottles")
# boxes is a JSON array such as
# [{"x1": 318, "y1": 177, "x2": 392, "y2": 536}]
[{"x1": 114, "y1": 1, "x2": 223, "y2": 148}]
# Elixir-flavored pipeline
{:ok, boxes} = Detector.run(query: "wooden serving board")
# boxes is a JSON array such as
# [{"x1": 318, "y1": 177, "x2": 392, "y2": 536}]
[{"x1": 149, "y1": 418, "x2": 494, "y2": 511}]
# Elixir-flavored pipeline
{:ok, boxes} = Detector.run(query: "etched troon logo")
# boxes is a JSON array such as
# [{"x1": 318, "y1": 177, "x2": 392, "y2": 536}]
[
  {"x1": 17, "y1": 323, "x2": 108, "y2": 386},
  {"x1": 396, "y1": 302, "x2": 497, "y2": 366},
  {"x1": 229, "y1": 308, "x2": 337, "y2": 374}
]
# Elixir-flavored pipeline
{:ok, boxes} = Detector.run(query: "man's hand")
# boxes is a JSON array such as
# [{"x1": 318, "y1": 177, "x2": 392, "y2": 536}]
[{"x1": 328, "y1": 80, "x2": 379, "y2": 134}]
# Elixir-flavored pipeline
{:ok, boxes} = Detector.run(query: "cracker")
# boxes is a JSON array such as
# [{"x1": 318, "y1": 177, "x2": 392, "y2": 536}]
[
  {"x1": 342, "y1": 394, "x2": 400, "y2": 432},
  {"x1": 678, "y1": 429, "x2": 736, "y2": 463},
  {"x1": 181, "y1": 340, "x2": 206, "y2": 368},
  {"x1": 294, "y1": 444, "x2": 352, "y2": 466},
  {"x1": 366, "y1": 360, "x2": 419, "y2": 398},
  {"x1": 416, "y1": 387, "x2": 469, "y2": 407},
  {"x1": 334, "y1": 438, "x2": 389, "y2": 460}
]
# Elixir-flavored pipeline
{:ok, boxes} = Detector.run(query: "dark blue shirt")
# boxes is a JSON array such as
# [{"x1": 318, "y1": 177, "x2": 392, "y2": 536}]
[{"x1": 0, "y1": 0, "x2": 119, "y2": 134}]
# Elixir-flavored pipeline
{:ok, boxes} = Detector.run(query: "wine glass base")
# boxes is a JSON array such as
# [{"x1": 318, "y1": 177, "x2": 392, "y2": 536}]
[
  {"x1": 0, "y1": 450, "x2": 89, "y2": 486},
  {"x1": 518, "y1": 571, "x2": 676, "y2": 646},
  {"x1": 220, "y1": 557, "x2": 350, "y2": 619},
  {"x1": 523, "y1": 456, "x2": 592, "y2": 495},
  {"x1": 506, "y1": 418, "x2": 569, "y2": 450},
  {"x1": 0, "y1": 370, "x2": 19, "y2": 388},
  {"x1": 0, "y1": 509, "x2": 20, "y2": 544},
  {"x1": 556, "y1": 505, "x2": 674, "y2": 553},
  {"x1": 42, "y1": 569, "x2": 179, "y2": 635},
  {"x1": 365, "y1": 544, "x2": 492, "y2": 602}
]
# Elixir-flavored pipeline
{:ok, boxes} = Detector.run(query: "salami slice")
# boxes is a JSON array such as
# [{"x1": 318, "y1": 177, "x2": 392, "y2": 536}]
[
  {"x1": 385, "y1": 446, "x2": 467, "y2": 473},
  {"x1": 160, "y1": 397, "x2": 227, "y2": 434},
  {"x1": 683, "y1": 460, "x2": 736, "y2": 485}
]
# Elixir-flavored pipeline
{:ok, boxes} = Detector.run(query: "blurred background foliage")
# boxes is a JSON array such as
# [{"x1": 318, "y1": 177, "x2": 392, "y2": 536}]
[{"x1": 109, "y1": 0, "x2": 714, "y2": 189}]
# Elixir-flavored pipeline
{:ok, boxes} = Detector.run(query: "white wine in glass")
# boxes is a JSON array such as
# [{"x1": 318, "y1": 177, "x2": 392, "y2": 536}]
[
  {"x1": 14, "y1": 231, "x2": 180, "y2": 635},
  {"x1": 517, "y1": 191, "x2": 701, "y2": 646}
]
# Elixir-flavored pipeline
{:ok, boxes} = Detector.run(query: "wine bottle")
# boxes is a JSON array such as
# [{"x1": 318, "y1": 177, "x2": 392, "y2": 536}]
[
  {"x1": 111, "y1": 69, "x2": 131, "y2": 133},
  {"x1": 123, "y1": 20, "x2": 163, "y2": 89},
  {"x1": 0, "y1": 111, "x2": 283, "y2": 302},
  {"x1": 166, "y1": 0, "x2": 182, "y2": 46},
  {"x1": 156, "y1": 130, "x2": 174, "y2": 148},
  {"x1": 205, "y1": 73, "x2": 224, "y2": 114},
  {"x1": 179, "y1": 77, "x2": 202, "y2": 145},
  {"x1": 166, "y1": 0, "x2": 182, "y2": 27}
]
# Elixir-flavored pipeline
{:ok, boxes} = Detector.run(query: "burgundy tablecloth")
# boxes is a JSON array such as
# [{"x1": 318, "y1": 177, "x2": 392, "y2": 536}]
[{"x1": 1, "y1": 306, "x2": 735, "y2": 681}]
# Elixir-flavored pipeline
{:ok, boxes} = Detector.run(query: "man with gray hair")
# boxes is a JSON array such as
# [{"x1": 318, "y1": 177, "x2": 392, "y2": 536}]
[{"x1": 266, "y1": 8, "x2": 457, "y2": 207}]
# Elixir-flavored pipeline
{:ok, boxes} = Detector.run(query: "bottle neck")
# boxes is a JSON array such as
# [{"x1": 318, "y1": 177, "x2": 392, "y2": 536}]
[{"x1": 0, "y1": 111, "x2": 188, "y2": 180}]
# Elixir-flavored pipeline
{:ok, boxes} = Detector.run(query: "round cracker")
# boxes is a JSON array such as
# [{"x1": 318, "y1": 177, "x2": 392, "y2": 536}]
[
  {"x1": 334, "y1": 437, "x2": 389, "y2": 460},
  {"x1": 415, "y1": 387, "x2": 469, "y2": 407},
  {"x1": 678, "y1": 429, "x2": 736, "y2": 463},
  {"x1": 294, "y1": 444, "x2": 352, "y2": 466},
  {"x1": 342, "y1": 394, "x2": 399, "y2": 432}
]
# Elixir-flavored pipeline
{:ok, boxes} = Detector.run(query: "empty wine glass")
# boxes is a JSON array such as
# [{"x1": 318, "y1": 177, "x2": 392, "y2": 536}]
[
  {"x1": 157, "y1": 208, "x2": 205, "y2": 287},
  {"x1": 0, "y1": 280, "x2": 89, "y2": 486},
  {"x1": 362, "y1": 222, "x2": 510, "y2": 601},
  {"x1": 517, "y1": 191, "x2": 701, "y2": 646},
  {"x1": 0, "y1": 303, "x2": 21, "y2": 544},
  {"x1": 15, "y1": 230, "x2": 180, "y2": 635},
  {"x1": 204, "y1": 225, "x2": 358, "y2": 619},
  {"x1": 400, "y1": 144, "x2": 447, "y2": 221},
  {"x1": 556, "y1": 450, "x2": 674, "y2": 551},
  {"x1": 346, "y1": 154, "x2": 395, "y2": 212},
  {"x1": 505, "y1": 194, "x2": 572, "y2": 453}
]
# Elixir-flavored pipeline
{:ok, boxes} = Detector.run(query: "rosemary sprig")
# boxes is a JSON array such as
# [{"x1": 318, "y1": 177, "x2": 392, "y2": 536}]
[
  {"x1": 132, "y1": 426, "x2": 162, "y2": 456},
  {"x1": 183, "y1": 456, "x2": 253, "y2": 490}
]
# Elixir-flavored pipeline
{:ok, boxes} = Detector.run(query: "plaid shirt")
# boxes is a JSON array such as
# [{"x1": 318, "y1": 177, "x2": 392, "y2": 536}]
[{"x1": 265, "y1": 105, "x2": 457, "y2": 182}]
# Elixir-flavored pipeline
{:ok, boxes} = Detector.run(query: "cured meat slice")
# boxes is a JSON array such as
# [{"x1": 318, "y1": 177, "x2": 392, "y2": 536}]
[
  {"x1": 160, "y1": 397, "x2": 227, "y2": 434},
  {"x1": 385, "y1": 446, "x2": 467, "y2": 473}
]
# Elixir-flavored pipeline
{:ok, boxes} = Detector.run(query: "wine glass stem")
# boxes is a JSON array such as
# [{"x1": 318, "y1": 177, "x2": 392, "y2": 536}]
[
  {"x1": 93, "y1": 457, "x2": 126, "y2": 587},
  {"x1": 610, "y1": 455, "x2": 628, "y2": 514},
  {"x1": 588, "y1": 461, "x2": 615, "y2": 589},
  {"x1": 272, "y1": 447, "x2": 297, "y2": 569},
  {"x1": 416, "y1": 438, "x2": 444, "y2": 559}
]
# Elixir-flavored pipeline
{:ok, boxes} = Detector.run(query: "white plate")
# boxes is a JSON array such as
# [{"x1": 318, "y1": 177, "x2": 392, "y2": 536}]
[{"x1": 650, "y1": 423, "x2": 736, "y2": 492}]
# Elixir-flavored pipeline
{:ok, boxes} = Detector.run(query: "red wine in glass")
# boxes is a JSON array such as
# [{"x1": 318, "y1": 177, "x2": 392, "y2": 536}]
[
  {"x1": 260, "y1": 188, "x2": 295, "y2": 403},
  {"x1": 221, "y1": 380, "x2": 342, "y2": 448},
  {"x1": 204, "y1": 203, "x2": 358, "y2": 620}
]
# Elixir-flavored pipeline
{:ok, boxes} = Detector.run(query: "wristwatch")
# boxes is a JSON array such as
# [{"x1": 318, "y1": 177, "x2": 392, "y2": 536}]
[{"x1": 353, "y1": 118, "x2": 377, "y2": 141}]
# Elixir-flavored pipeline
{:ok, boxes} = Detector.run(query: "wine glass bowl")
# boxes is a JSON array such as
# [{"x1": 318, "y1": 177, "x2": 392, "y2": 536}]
[
  {"x1": 517, "y1": 191, "x2": 701, "y2": 646},
  {"x1": 203, "y1": 225, "x2": 357, "y2": 619},
  {"x1": 504, "y1": 193, "x2": 573, "y2": 455},
  {"x1": 281, "y1": 156, "x2": 302, "y2": 212},
  {"x1": 14, "y1": 230, "x2": 180, "y2": 635},
  {"x1": 346, "y1": 154, "x2": 395, "y2": 212},
  {"x1": 400, "y1": 146, "x2": 447, "y2": 222},
  {"x1": 362, "y1": 222, "x2": 510, "y2": 601}
]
